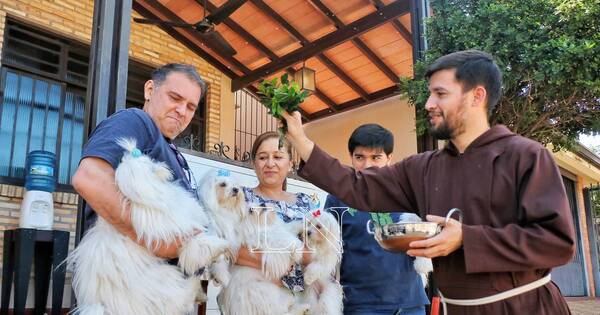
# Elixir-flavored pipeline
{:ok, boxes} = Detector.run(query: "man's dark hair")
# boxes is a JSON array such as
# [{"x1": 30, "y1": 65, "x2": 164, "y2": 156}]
[
  {"x1": 426, "y1": 50, "x2": 503, "y2": 115},
  {"x1": 151, "y1": 63, "x2": 208, "y2": 100},
  {"x1": 348, "y1": 124, "x2": 394, "y2": 155}
]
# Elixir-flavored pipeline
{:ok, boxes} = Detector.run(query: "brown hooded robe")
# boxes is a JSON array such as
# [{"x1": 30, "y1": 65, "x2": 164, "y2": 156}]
[{"x1": 299, "y1": 125, "x2": 575, "y2": 315}]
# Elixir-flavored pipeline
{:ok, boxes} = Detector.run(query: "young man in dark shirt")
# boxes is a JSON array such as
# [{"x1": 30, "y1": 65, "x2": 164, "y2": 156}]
[{"x1": 325, "y1": 124, "x2": 429, "y2": 315}]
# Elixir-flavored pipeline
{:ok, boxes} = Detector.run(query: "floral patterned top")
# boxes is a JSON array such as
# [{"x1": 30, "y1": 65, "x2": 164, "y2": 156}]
[{"x1": 242, "y1": 186, "x2": 317, "y2": 292}]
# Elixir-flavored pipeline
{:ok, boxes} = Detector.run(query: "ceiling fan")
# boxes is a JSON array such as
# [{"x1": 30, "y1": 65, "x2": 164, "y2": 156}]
[{"x1": 134, "y1": 0, "x2": 247, "y2": 56}]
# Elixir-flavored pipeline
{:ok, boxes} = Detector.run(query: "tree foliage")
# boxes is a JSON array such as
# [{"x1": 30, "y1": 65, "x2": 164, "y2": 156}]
[{"x1": 399, "y1": 0, "x2": 600, "y2": 150}]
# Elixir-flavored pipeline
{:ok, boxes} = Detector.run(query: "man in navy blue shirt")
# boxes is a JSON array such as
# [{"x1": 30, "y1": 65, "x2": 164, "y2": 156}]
[
  {"x1": 325, "y1": 124, "x2": 429, "y2": 315},
  {"x1": 72, "y1": 63, "x2": 206, "y2": 259}
]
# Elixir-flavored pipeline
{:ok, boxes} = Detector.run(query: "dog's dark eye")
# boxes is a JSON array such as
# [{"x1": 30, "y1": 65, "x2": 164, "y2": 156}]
[
  {"x1": 219, "y1": 182, "x2": 227, "y2": 187},
  {"x1": 316, "y1": 224, "x2": 322, "y2": 229}
]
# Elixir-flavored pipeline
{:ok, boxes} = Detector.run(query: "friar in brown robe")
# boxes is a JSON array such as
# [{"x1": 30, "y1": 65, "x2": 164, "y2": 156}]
[{"x1": 282, "y1": 50, "x2": 575, "y2": 315}]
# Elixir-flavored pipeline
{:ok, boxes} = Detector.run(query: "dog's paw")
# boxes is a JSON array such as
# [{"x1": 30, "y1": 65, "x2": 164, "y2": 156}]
[
  {"x1": 303, "y1": 268, "x2": 318, "y2": 286},
  {"x1": 179, "y1": 235, "x2": 231, "y2": 275}
]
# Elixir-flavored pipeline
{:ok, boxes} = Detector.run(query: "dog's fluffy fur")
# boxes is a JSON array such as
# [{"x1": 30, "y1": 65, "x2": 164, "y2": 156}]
[
  {"x1": 295, "y1": 211, "x2": 343, "y2": 315},
  {"x1": 69, "y1": 139, "x2": 229, "y2": 315},
  {"x1": 219, "y1": 207, "x2": 308, "y2": 315},
  {"x1": 198, "y1": 170, "x2": 247, "y2": 286},
  {"x1": 398, "y1": 213, "x2": 434, "y2": 288}
]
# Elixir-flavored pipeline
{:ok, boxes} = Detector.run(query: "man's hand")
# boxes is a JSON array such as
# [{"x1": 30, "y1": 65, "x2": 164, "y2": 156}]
[
  {"x1": 280, "y1": 111, "x2": 314, "y2": 161},
  {"x1": 406, "y1": 215, "x2": 463, "y2": 258}
]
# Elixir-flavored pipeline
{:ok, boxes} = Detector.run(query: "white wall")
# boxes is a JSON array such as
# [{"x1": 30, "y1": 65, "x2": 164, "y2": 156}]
[{"x1": 304, "y1": 96, "x2": 418, "y2": 165}]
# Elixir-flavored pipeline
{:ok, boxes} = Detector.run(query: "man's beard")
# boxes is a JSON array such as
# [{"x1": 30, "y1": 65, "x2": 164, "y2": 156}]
[
  {"x1": 428, "y1": 110, "x2": 453, "y2": 140},
  {"x1": 428, "y1": 120, "x2": 453, "y2": 140},
  {"x1": 428, "y1": 101, "x2": 467, "y2": 140}
]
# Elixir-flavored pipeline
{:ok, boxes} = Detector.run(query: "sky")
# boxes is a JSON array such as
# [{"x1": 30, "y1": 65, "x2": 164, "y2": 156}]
[{"x1": 579, "y1": 134, "x2": 600, "y2": 149}]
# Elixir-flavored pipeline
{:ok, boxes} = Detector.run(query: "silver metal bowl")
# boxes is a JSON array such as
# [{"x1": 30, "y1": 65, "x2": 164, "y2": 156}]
[{"x1": 367, "y1": 208, "x2": 462, "y2": 252}]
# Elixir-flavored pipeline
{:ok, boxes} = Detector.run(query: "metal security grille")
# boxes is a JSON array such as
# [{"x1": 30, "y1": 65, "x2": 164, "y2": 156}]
[
  {"x1": 233, "y1": 89, "x2": 301, "y2": 170},
  {"x1": 0, "y1": 67, "x2": 85, "y2": 188},
  {"x1": 234, "y1": 89, "x2": 278, "y2": 161}
]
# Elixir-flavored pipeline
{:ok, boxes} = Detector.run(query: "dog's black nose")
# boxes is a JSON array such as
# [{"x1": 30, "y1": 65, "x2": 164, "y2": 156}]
[{"x1": 232, "y1": 187, "x2": 239, "y2": 194}]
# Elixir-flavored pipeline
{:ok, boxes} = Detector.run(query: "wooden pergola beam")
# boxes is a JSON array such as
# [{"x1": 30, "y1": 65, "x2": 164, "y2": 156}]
[
  {"x1": 309, "y1": 85, "x2": 399, "y2": 120},
  {"x1": 308, "y1": 0, "x2": 398, "y2": 84},
  {"x1": 249, "y1": 0, "x2": 367, "y2": 100},
  {"x1": 232, "y1": 0, "x2": 410, "y2": 90},
  {"x1": 134, "y1": 0, "x2": 251, "y2": 74},
  {"x1": 132, "y1": 1, "x2": 239, "y2": 78},
  {"x1": 370, "y1": 0, "x2": 413, "y2": 45},
  {"x1": 194, "y1": 0, "x2": 279, "y2": 61}
]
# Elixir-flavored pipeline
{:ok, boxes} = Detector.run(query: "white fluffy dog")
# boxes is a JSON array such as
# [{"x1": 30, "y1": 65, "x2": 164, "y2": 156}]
[
  {"x1": 297, "y1": 210, "x2": 343, "y2": 315},
  {"x1": 69, "y1": 139, "x2": 230, "y2": 315},
  {"x1": 198, "y1": 169, "x2": 247, "y2": 286},
  {"x1": 219, "y1": 206, "x2": 308, "y2": 315},
  {"x1": 398, "y1": 213, "x2": 434, "y2": 288}
]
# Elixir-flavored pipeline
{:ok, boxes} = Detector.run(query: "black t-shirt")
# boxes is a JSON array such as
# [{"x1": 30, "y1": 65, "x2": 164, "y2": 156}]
[{"x1": 80, "y1": 108, "x2": 195, "y2": 231}]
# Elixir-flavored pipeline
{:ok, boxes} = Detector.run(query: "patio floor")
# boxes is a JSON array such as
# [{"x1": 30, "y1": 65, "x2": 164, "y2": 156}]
[{"x1": 567, "y1": 298, "x2": 600, "y2": 315}]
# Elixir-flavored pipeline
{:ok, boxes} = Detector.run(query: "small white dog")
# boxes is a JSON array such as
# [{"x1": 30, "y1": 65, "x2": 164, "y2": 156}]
[
  {"x1": 198, "y1": 169, "x2": 247, "y2": 286},
  {"x1": 296, "y1": 210, "x2": 343, "y2": 315},
  {"x1": 219, "y1": 206, "x2": 308, "y2": 315},
  {"x1": 69, "y1": 139, "x2": 229, "y2": 315},
  {"x1": 398, "y1": 213, "x2": 434, "y2": 288}
]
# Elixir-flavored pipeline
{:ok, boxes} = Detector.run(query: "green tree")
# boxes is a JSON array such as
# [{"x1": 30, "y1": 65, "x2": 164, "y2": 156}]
[{"x1": 400, "y1": 0, "x2": 600, "y2": 150}]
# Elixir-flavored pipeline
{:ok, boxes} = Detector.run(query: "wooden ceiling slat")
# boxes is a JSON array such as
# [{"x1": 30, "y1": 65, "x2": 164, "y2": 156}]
[
  {"x1": 360, "y1": 23, "x2": 409, "y2": 50},
  {"x1": 330, "y1": 90, "x2": 362, "y2": 104},
  {"x1": 300, "y1": 95, "x2": 330, "y2": 114},
  {"x1": 231, "y1": 0, "x2": 410, "y2": 91},
  {"x1": 275, "y1": 1, "x2": 335, "y2": 42},
  {"x1": 132, "y1": 1, "x2": 239, "y2": 78},
  {"x1": 308, "y1": 0, "x2": 397, "y2": 84},
  {"x1": 377, "y1": 40, "x2": 412, "y2": 59},
  {"x1": 323, "y1": 0, "x2": 375, "y2": 25}
]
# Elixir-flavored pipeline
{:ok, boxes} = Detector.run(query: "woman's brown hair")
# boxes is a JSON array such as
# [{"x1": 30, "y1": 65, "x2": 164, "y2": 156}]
[{"x1": 250, "y1": 131, "x2": 292, "y2": 191}]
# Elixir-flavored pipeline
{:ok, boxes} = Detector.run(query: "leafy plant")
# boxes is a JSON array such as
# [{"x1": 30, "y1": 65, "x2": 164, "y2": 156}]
[
  {"x1": 257, "y1": 73, "x2": 310, "y2": 146},
  {"x1": 399, "y1": 0, "x2": 600, "y2": 151}
]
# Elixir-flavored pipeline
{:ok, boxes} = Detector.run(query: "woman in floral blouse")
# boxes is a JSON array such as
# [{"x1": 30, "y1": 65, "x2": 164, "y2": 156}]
[{"x1": 235, "y1": 131, "x2": 313, "y2": 292}]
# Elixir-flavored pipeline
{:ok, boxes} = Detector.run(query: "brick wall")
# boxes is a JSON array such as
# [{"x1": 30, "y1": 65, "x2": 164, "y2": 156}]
[{"x1": 0, "y1": 184, "x2": 79, "y2": 285}]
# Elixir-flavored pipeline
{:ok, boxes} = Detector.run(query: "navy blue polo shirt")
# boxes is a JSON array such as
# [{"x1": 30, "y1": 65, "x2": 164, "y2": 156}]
[
  {"x1": 80, "y1": 108, "x2": 194, "y2": 231},
  {"x1": 325, "y1": 195, "x2": 429, "y2": 313}
]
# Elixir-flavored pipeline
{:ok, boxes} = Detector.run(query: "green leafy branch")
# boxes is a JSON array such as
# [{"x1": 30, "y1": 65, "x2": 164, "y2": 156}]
[{"x1": 257, "y1": 73, "x2": 310, "y2": 146}]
